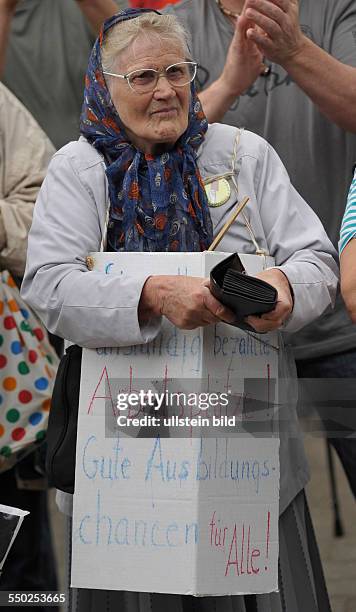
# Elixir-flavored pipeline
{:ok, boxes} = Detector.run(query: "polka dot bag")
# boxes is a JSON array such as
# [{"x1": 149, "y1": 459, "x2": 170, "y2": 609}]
[{"x1": 0, "y1": 271, "x2": 59, "y2": 472}]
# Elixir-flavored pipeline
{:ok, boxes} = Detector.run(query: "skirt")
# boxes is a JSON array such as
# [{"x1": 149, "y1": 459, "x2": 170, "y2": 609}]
[{"x1": 64, "y1": 490, "x2": 331, "y2": 612}]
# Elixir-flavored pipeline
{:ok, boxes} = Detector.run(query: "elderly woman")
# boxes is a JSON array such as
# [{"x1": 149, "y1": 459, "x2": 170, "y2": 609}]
[{"x1": 22, "y1": 8, "x2": 337, "y2": 612}]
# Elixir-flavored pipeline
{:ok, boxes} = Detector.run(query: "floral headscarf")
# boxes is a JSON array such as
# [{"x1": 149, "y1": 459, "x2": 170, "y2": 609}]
[{"x1": 80, "y1": 8, "x2": 213, "y2": 252}]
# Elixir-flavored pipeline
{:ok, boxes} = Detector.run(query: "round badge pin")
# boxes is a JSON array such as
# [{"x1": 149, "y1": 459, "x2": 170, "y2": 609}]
[{"x1": 205, "y1": 178, "x2": 231, "y2": 207}]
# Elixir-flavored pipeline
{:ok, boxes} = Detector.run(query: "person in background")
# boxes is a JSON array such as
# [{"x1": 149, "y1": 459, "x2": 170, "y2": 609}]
[
  {"x1": 340, "y1": 169, "x2": 356, "y2": 320},
  {"x1": 0, "y1": 82, "x2": 56, "y2": 608},
  {"x1": 0, "y1": 0, "x2": 125, "y2": 149},
  {"x1": 164, "y1": 0, "x2": 356, "y2": 497},
  {"x1": 130, "y1": 1, "x2": 180, "y2": 8}
]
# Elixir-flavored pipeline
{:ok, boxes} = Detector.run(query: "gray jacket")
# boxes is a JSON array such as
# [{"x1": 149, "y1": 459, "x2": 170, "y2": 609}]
[
  {"x1": 22, "y1": 124, "x2": 338, "y2": 345},
  {"x1": 21, "y1": 123, "x2": 338, "y2": 514}
]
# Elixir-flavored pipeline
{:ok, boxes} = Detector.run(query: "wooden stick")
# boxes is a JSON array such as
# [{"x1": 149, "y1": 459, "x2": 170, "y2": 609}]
[{"x1": 208, "y1": 196, "x2": 250, "y2": 251}]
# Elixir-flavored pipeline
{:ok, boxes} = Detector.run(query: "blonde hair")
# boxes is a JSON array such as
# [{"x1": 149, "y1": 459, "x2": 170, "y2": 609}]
[{"x1": 101, "y1": 13, "x2": 191, "y2": 74}]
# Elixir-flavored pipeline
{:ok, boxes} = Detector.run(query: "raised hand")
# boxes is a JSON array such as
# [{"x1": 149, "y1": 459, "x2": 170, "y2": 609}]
[
  {"x1": 244, "y1": 0, "x2": 305, "y2": 66},
  {"x1": 220, "y1": 10, "x2": 267, "y2": 97}
]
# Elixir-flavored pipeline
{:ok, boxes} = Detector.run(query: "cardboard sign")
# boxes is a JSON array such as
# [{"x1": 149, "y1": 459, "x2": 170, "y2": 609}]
[{"x1": 71, "y1": 252, "x2": 280, "y2": 595}]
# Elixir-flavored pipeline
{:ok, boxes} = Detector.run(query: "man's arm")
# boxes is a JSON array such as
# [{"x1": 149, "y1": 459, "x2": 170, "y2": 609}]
[
  {"x1": 0, "y1": 0, "x2": 18, "y2": 77},
  {"x1": 75, "y1": 0, "x2": 119, "y2": 34},
  {"x1": 340, "y1": 173, "x2": 356, "y2": 319},
  {"x1": 244, "y1": 0, "x2": 356, "y2": 132}
]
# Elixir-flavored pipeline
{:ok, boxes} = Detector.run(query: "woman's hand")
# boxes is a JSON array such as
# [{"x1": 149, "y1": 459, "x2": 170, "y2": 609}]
[
  {"x1": 245, "y1": 268, "x2": 294, "y2": 332},
  {"x1": 139, "y1": 275, "x2": 236, "y2": 330}
]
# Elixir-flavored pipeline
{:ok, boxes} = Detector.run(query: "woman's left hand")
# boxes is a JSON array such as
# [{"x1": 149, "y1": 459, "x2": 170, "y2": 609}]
[{"x1": 245, "y1": 268, "x2": 293, "y2": 332}]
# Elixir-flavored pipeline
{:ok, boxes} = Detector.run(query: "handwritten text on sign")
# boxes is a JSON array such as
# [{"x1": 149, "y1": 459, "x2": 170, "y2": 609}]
[{"x1": 71, "y1": 252, "x2": 279, "y2": 596}]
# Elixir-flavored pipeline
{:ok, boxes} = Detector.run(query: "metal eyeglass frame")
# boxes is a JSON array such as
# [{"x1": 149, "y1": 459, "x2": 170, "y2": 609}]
[{"x1": 102, "y1": 61, "x2": 198, "y2": 93}]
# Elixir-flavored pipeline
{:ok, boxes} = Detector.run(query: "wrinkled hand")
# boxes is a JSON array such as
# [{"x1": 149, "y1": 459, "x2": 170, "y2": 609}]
[
  {"x1": 245, "y1": 268, "x2": 293, "y2": 332},
  {"x1": 139, "y1": 275, "x2": 236, "y2": 330},
  {"x1": 244, "y1": 0, "x2": 305, "y2": 66},
  {"x1": 220, "y1": 12, "x2": 266, "y2": 96}
]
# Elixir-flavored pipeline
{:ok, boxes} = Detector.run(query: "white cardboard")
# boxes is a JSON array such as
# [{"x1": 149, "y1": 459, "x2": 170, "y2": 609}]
[{"x1": 72, "y1": 252, "x2": 280, "y2": 596}]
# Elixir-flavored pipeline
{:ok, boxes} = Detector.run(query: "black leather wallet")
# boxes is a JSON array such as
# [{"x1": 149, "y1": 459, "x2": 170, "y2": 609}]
[{"x1": 210, "y1": 253, "x2": 278, "y2": 331}]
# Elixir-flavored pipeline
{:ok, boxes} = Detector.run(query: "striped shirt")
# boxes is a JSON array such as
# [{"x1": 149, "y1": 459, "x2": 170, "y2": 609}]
[{"x1": 339, "y1": 170, "x2": 356, "y2": 253}]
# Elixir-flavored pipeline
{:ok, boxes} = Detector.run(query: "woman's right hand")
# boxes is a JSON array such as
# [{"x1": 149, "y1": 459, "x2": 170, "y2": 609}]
[{"x1": 138, "y1": 275, "x2": 236, "y2": 330}]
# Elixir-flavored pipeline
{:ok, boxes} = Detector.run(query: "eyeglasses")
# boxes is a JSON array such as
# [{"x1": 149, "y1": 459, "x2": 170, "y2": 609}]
[{"x1": 103, "y1": 61, "x2": 197, "y2": 94}]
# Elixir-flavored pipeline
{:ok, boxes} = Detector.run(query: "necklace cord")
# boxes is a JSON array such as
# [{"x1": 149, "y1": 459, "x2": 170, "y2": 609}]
[{"x1": 216, "y1": 0, "x2": 240, "y2": 19}]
